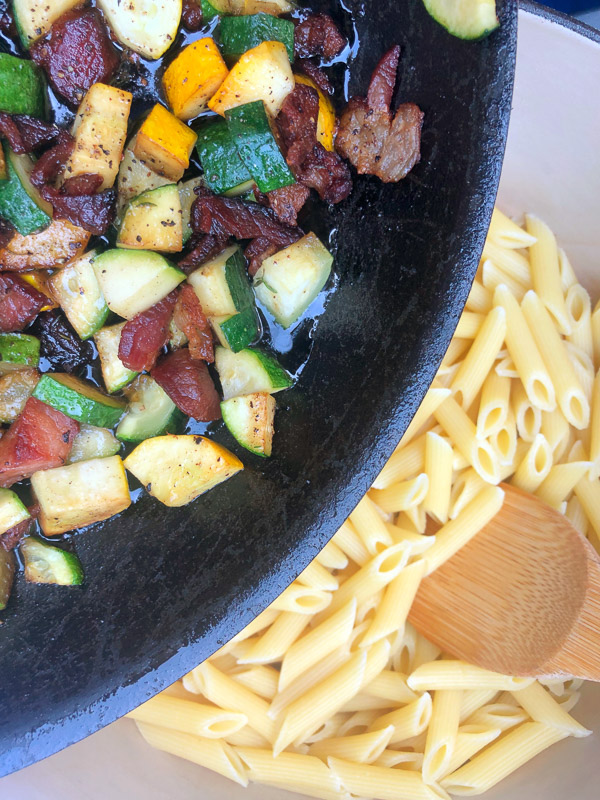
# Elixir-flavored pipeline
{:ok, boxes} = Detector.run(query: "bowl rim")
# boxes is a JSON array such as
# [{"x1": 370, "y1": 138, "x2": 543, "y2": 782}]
[{"x1": 520, "y1": 0, "x2": 600, "y2": 45}]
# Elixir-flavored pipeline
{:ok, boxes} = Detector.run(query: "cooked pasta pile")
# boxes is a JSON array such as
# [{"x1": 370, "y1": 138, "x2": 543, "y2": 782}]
[{"x1": 130, "y1": 208, "x2": 598, "y2": 798}]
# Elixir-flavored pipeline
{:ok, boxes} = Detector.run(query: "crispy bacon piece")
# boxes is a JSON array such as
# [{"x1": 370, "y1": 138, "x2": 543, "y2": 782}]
[
  {"x1": 173, "y1": 285, "x2": 214, "y2": 363},
  {"x1": 152, "y1": 348, "x2": 221, "y2": 422},
  {"x1": 118, "y1": 291, "x2": 178, "y2": 372},
  {"x1": 0, "y1": 113, "x2": 62, "y2": 154},
  {"x1": 244, "y1": 237, "x2": 279, "y2": 278},
  {"x1": 62, "y1": 173, "x2": 103, "y2": 195},
  {"x1": 30, "y1": 8, "x2": 120, "y2": 107},
  {"x1": 29, "y1": 131, "x2": 74, "y2": 187},
  {"x1": 33, "y1": 310, "x2": 93, "y2": 373},
  {"x1": 178, "y1": 233, "x2": 228, "y2": 275},
  {"x1": 192, "y1": 194, "x2": 303, "y2": 247},
  {"x1": 0, "y1": 397, "x2": 79, "y2": 487},
  {"x1": 295, "y1": 13, "x2": 346, "y2": 60},
  {"x1": 0, "y1": 516, "x2": 32, "y2": 551},
  {"x1": 40, "y1": 186, "x2": 116, "y2": 235},
  {"x1": 262, "y1": 184, "x2": 311, "y2": 227},
  {"x1": 336, "y1": 46, "x2": 424, "y2": 183},
  {"x1": 297, "y1": 59, "x2": 334, "y2": 95},
  {"x1": 181, "y1": 0, "x2": 204, "y2": 30},
  {"x1": 277, "y1": 83, "x2": 320, "y2": 151},
  {"x1": 0, "y1": 274, "x2": 47, "y2": 333}
]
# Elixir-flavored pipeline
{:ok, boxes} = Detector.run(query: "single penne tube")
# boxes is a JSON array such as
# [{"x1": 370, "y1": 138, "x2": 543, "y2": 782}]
[
  {"x1": 592, "y1": 304, "x2": 600, "y2": 370},
  {"x1": 338, "y1": 694, "x2": 394, "y2": 713},
  {"x1": 498, "y1": 438, "x2": 529, "y2": 482},
  {"x1": 443, "y1": 724, "x2": 502, "y2": 777},
  {"x1": 521, "y1": 290, "x2": 589, "y2": 428},
  {"x1": 328, "y1": 756, "x2": 449, "y2": 800},
  {"x1": 493, "y1": 284, "x2": 556, "y2": 411},
  {"x1": 398, "y1": 386, "x2": 452, "y2": 448},
  {"x1": 336, "y1": 709, "x2": 381, "y2": 738},
  {"x1": 422, "y1": 689, "x2": 462, "y2": 783},
  {"x1": 566, "y1": 284, "x2": 594, "y2": 359},
  {"x1": 349, "y1": 494, "x2": 394, "y2": 555},
  {"x1": 451, "y1": 306, "x2": 506, "y2": 410},
  {"x1": 225, "y1": 726, "x2": 271, "y2": 748},
  {"x1": 574, "y1": 471, "x2": 600, "y2": 542},
  {"x1": 398, "y1": 502, "x2": 427, "y2": 533},
  {"x1": 235, "y1": 747, "x2": 346, "y2": 800},
  {"x1": 495, "y1": 349, "x2": 519, "y2": 379},
  {"x1": 535, "y1": 460, "x2": 592, "y2": 508},
  {"x1": 369, "y1": 693, "x2": 433, "y2": 744},
  {"x1": 308, "y1": 726, "x2": 394, "y2": 764},
  {"x1": 270, "y1": 584, "x2": 332, "y2": 615},
  {"x1": 486, "y1": 209, "x2": 537, "y2": 250},
  {"x1": 297, "y1": 561, "x2": 340, "y2": 592},
  {"x1": 407, "y1": 661, "x2": 534, "y2": 692},
  {"x1": 127, "y1": 695, "x2": 248, "y2": 738},
  {"x1": 511, "y1": 380, "x2": 542, "y2": 442},
  {"x1": 541, "y1": 407, "x2": 572, "y2": 456},
  {"x1": 465, "y1": 279, "x2": 493, "y2": 314},
  {"x1": 477, "y1": 371, "x2": 511, "y2": 438},
  {"x1": 558, "y1": 247, "x2": 578, "y2": 291},
  {"x1": 159, "y1": 680, "x2": 201, "y2": 701},
  {"x1": 231, "y1": 666, "x2": 279, "y2": 700},
  {"x1": 315, "y1": 540, "x2": 349, "y2": 571},
  {"x1": 442, "y1": 338, "x2": 471, "y2": 369},
  {"x1": 375, "y1": 750, "x2": 424, "y2": 769},
  {"x1": 525, "y1": 214, "x2": 571, "y2": 335},
  {"x1": 238, "y1": 611, "x2": 310, "y2": 665},
  {"x1": 278, "y1": 598, "x2": 357, "y2": 691},
  {"x1": 385, "y1": 523, "x2": 434, "y2": 554},
  {"x1": 302, "y1": 713, "x2": 347, "y2": 745},
  {"x1": 370, "y1": 474, "x2": 429, "y2": 514},
  {"x1": 510, "y1": 682, "x2": 591, "y2": 737},
  {"x1": 424, "y1": 432, "x2": 454, "y2": 523},
  {"x1": 434, "y1": 396, "x2": 500, "y2": 484},
  {"x1": 391, "y1": 622, "x2": 418, "y2": 674},
  {"x1": 228, "y1": 607, "x2": 280, "y2": 646},
  {"x1": 590, "y1": 370, "x2": 600, "y2": 479},
  {"x1": 466, "y1": 702, "x2": 529, "y2": 731},
  {"x1": 482, "y1": 259, "x2": 528, "y2": 302},
  {"x1": 459, "y1": 689, "x2": 499, "y2": 722},
  {"x1": 355, "y1": 591, "x2": 383, "y2": 625},
  {"x1": 191, "y1": 661, "x2": 277, "y2": 743},
  {"x1": 136, "y1": 722, "x2": 248, "y2": 787},
  {"x1": 362, "y1": 669, "x2": 418, "y2": 705},
  {"x1": 449, "y1": 468, "x2": 486, "y2": 520},
  {"x1": 372, "y1": 434, "x2": 427, "y2": 489},
  {"x1": 566, "y1": 341, "x2": 595, "y2": 402},
  {"x1": 359, "y1": 560, "x2": 426, "y2": 648},
  {"x1": 441, "y1": 721, "x2": 567, "y2": 796},
  {"x1": 511, "y1": 433, "x2": 553, "y2": 494},
  {"x1": 331, "y1": 519, "x2": 370, "y2": 566},
  {"x1": 423, "y1": 486, "x2": 504, "y2": 576},
  {"x1": 482, "y1": 241, "x2": 532, "y2": 285},
  {"x1": 454, "y1": 312, "x2": 485, "y2": 339}
]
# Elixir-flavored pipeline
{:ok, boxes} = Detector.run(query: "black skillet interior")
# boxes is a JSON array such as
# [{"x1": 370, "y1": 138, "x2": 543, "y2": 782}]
[{"x1": 0, "y1": 0, "x2": 517, "y2": 776}]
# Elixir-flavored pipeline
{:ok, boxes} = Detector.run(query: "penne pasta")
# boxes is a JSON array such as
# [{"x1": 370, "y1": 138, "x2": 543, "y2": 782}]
[
  {"x1": 232, "y1": 666, "x2": 280, "y2": 701},
  {"x1": 370, "y1": 474, "x2": 429, "y2": 514},
  {"x1": 589, "y1": 369, "x2": 600, "y2": 479},
  {"x1": 451, "y1": 306, "x2": 507, "y2": 411},
  {"x1": 442, "y1": 338, "x2": 471, "y2": 369},
  {"x1": 372, "y1": 434, "x2": 426, "y2": 489},
  {"x1": 297, "y1": 560, "x2": 340, "y2": 592},
  {"x1": 565, "y1": 494, "x2": 588, "y2": 537},
  {"x1": 328, "y1": 756, "x2": 449, "y2": 800},
  {"x1": 239, "y1": 612, "x2": 310, "y2": 664},
  {"x1": 541, "y1": 407, "x2": 572, "y2": 458},
  {"x1": 477, "y1": 371, "x2": 511, "y2": 438},
  {"x1": 422, "y1": 689, "x2": 462, "y2": 783},
  {"x1": 449, "y1": 468, "x2": 486, "y2": 520},
  {"x1": 362, "y1": 669, "x2": 418, "y2": 705},
  {"x1": 574, "y1": 470, "x2": 600, "y2": 542},
  {"x1": 349, "y1": 494, "x2": 394, "y2": 555},
  {"x1": 235, "y1": 748, "x2": 346, "y2": 800},
  {"x1": 495, "y1": 349, "x2": 519, "y2": 379},
  {"x1": 316, "y1": 540, "x2": 349, "y2": 571},
  {"x1": 535, "y1": 460, "x2": 592, "y2": 508},
  {"x1": 127, "y1": 695, "x2": 247, "y2": 738},
  {"x1": 486, "y1": 209, "x2": 536, "y2": 250},
  {"x1": 407, "y1": 661, "x2": 534, "y2": 692},
  {"x1": 525, "y1": 214, "x2": 571, "y2": 335},
  {"x1": 434, "y1": 396, "x2": 501, "y2": 484},
  {"x1": 510, "y1": 682, "x2": 591, "y2": 737},
  {"x1": 442, "y1": 724, "x2": 502, "y2": 777},
  {"x1": 482, "y1": 259, "x2": 528, "y2": 302},
  {"x1": 336, "y1": 710, "x2": 381, "y2": 738},
  {"x1": 228, "y1": 608, "x2": 280, "y2": 646},
  {"x1": 331, "y1": 520, "x2": 370, "y2": 566},
  {"x1": 308, "y1": 726, "x2": 394, "y2": 764},
  {"x1": 558, "y1": 247, "x2": 578, "y2": 291},
  {"x1": 482, "y1": 241, "x2": 532, "y2": 284},
  {"x1": 270, "y1": 584, "x2": 332, "y2": 615},
  {"x1": 398, "y1": 387, "x2": 452, "y2": 449},
  {"x1": 459, "y1": 689, "x2": 499, "y2": 723},
  {"x1": 565, "y1": 283, "x2": 594, "y2": 359},
  {"x1": 511, "y1": 433, "x2": 553, "y2": 494},
  {"x1": 566, "y1": 341, "x2": 595, "y2": 403},
  {"x1": 375, "y1": 750, "x2": 425, "y2": 769},
  {"x1": 511, "y1": 380, "x2": 541, "y2": 442},
  {"x1": 592, "y1": 304, "x2": 600, "y2": 370},
  {"x1": 359, "y1": 560, "x2": 425, "y2": 648},
  {"x1": 454, "y1": 312, "x2": 485, "y2": 339},
  {"x1": 369, "y1": 693, "x2": 433, "y2": 745},
  {"x1": 466, "y1": 702, "x2": 529, "y2": 732},
  {"x1": 465, "y1": 279, "x2": 493, "y2": 314}
]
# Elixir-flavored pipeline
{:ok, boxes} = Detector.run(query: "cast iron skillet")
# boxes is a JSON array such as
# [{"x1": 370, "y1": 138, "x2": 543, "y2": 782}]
[{"x1": 0, "y1": 0, "x2": 517, "y2": 775}]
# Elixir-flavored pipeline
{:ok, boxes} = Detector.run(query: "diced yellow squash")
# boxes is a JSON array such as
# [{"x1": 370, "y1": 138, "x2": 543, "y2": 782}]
[
  {"x1": 294, "y1": 74, "x2": 336, "y2": 152},
  {"x1": 32, "y1": 456, "x2": 131, "y2": 535},
  {"x1": 0, "y1": 219, "x2": 90, "y2": 270},
  {"x1": 124, "y1": 435, "x2": 243, "y2": 507},
  {"x1": 133, "y1": 104, "x2": 198, "y2": 181},
  {"x1": 208, "y1": 41, "x2": 294, "y2": 118},
  {"x1": 163, "y1": 38, "x2": 229, "y2": 121},
  {"x1": 63, "y1": 84, "x2": 132, "y2": 191},
  {"x1": 241, "y1": 0, "x2": 293, "y2": 14},
  {"x1": 116, "y1": 136, "x2": 172, "y2": 219},
  {"x1": 20, "y1": 271, "x2": 57, "y2": 311}
]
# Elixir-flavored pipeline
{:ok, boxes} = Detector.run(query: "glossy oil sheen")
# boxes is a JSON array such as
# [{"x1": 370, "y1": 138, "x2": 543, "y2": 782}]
[{"x1": 0, "y1": 0, "x2": 517, "y2": 775}]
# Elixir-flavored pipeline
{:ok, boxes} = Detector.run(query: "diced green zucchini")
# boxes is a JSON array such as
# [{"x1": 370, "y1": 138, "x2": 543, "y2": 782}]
[
  {"x1": 179, "y1": 176, "x2": 204, "y2": 245},
  {"x1": 12, "y1": 0, "x2": 82, "y2": 47},
  {"x1": 68, "y1": 424, "x2": 121, "y2": 463},
  {"x1": 221, "y1": 392, "x2": 275, "y2": 457},
  {"x1": 220, "y1": 13, "x2": 294, "y2": 62},
  {"x1": 21, "y1": 537, "x2": 84, "y2": 585},
  {"x1": 188, "y1": 246, "x2": 259, "y2": 351},
  {"x1": 0, "y1": 143, "x2": 52, "y2": 236},
  {"x1": 93, "y1": 323, "x2": 138, "y2": 394},
  {"x1": 195, "y1": 117, "x2": 254, "y2": 196},
  {"x1": 0, "y1": 332, "x2": 40, "y2": 374},
  {"x1": 93, "y1": 249, "x2": 186, "y2": 319},
  {"x1": 0, "y1": 548, "x2": 16, "y2": 610},
  {"x1": 117, "y1": 184, "x2": 183, "y2": 253},
  {"x1": 226, "y1": 101, "x2": 295, "y2": 193},
  {"x1": 0, "y1": 369, "x2": 39, "y2": 424},
  {"x1": 31, "y1": 455, "x2": 131, "y2": 535},
  {"x1": 201, "y1": 0, "x2": 232, "y2": 22},
  {"x1": 116, "y1": 139, "x2": 172, "y2": 220},
  {"x1": 422, "y1": 0, "x2": 499, "y2": 40},
  {"x1": 116, "y1": 375, "x2": 186, "y2": 442},
  {"x1": 169, "y1": 318, "x2": 188, "y2": 349},
  {"x1": 48, "y1": 251, "x2": 109, "y2": 340},
  {"x1": 215, "y1": 346, "x2": 292, "y2": 400},
  {"x1": 33, "y1": 373, "x2": 125, "y2": 427},
  {"x1": 253, "y1": 232, "x2": 333, "y2": 328},
  {"x1": 0, "y1": 53, "x2": 46, "y2": 116},
  {"x1": 97, "y1": 0, "x2": 181, "y2": 59},
  {"x1": 0, "y1": 487, "x2": 30, "y2": 535},
  {"x1": 124, "y1": 434, "x2": 243, "y2": 506}
]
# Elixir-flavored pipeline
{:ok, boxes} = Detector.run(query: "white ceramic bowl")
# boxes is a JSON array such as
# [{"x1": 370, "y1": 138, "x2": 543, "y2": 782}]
[{"x1": 3, "y1": 5, "x2": 600, "y2": 798}]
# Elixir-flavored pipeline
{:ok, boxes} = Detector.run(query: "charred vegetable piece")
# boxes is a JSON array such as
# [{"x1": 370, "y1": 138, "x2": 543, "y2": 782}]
[
  {"x1": 294, "y1": 74, "x2": 336, "y2": 152},
  {"x1": 32, "y1": 309, "x2": 94, "y2": 373},
  {"x1": 117, "y1": 184, "x2": 183, "y2": 253},
  {"x1": 152, "y1": 348, "x2": 221, "y2": 421},
  {"x1": 124, "y1": 435, "x2": 243, "y2": 507},
  {"x1": 220, "y1": 14, "x2": 294, "y2": 62},
  {"x1": 0, "y1": 333, "x2": 40, "y2": 373},
  {"x1": 94, "y1": 324, "x2": 139, "y2": 394},
  {"x1": 0, "y1": 143, "x2": 52, "y2": 236},
  {"x1": 32, "y1": 373, "x2": 125, "y2": 427},
  {"x1": 116, "y1": 375, "x2": 186, "y2": 443},
  {"x1": 0, "y1": 548, "x2": 16, "y2": 610},
  {"x1": 179, "y1": 177, "x2": 205, "y2": 245},
  {"x1": 214, "y1": 345, "x2": 292, "y2": 400},
  {"x1": 0, "y1": 487, "x2": 31, "y2": 535},
  {"x1": 118, "y1": 291, "x2": 178, "y2": 372},
  {"x1": 163, "y1": 38, "x2": 228, "y2": 121},
  {"x1": 31, "y1": 455, "x2": 131, "y2": 535},
  {"x1": 67, "y1": 424, "x2": 120, "y2": 463},
  {"x1": 221, "y1": 391, "x2": 275, "y2": 456},
  {"x1": 194, "y1": 117, "x2": 254, "y2": 196},
  {"x1": 0, "y1": 369, "x2": 39, "y2": 424},
  {"x1": 0, "y1": 53, "x2": 47, "y2": 116},
  {"x1": 1, "y1": 515, "x2": 33, "y2": 552},
  {"x1": 0, "y1": 396, "x2": 79, "y2": 488},
  {"x1": 48, "y1": 251, "x2": 109, "y2": 340},
  {"x1": 21, "y1": 536, "x2": 84, "y2": 584},
  {"x1": 133, "y1": 104, "x2": 198, "y2": 182},
  {"x1": 0, "y1": 218, "x2": 90, "y2": 271}
]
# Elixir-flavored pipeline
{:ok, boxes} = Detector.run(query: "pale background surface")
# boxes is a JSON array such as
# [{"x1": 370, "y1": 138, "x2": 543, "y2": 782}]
[{"x1": 3, "y1": 7, "x2": 600, "y2": 799}]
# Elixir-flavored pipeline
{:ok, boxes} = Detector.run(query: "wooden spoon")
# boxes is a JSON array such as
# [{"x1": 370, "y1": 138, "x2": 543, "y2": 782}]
[{"x1": 408, "y1": 483, "x2": 600, "y2": 680}]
